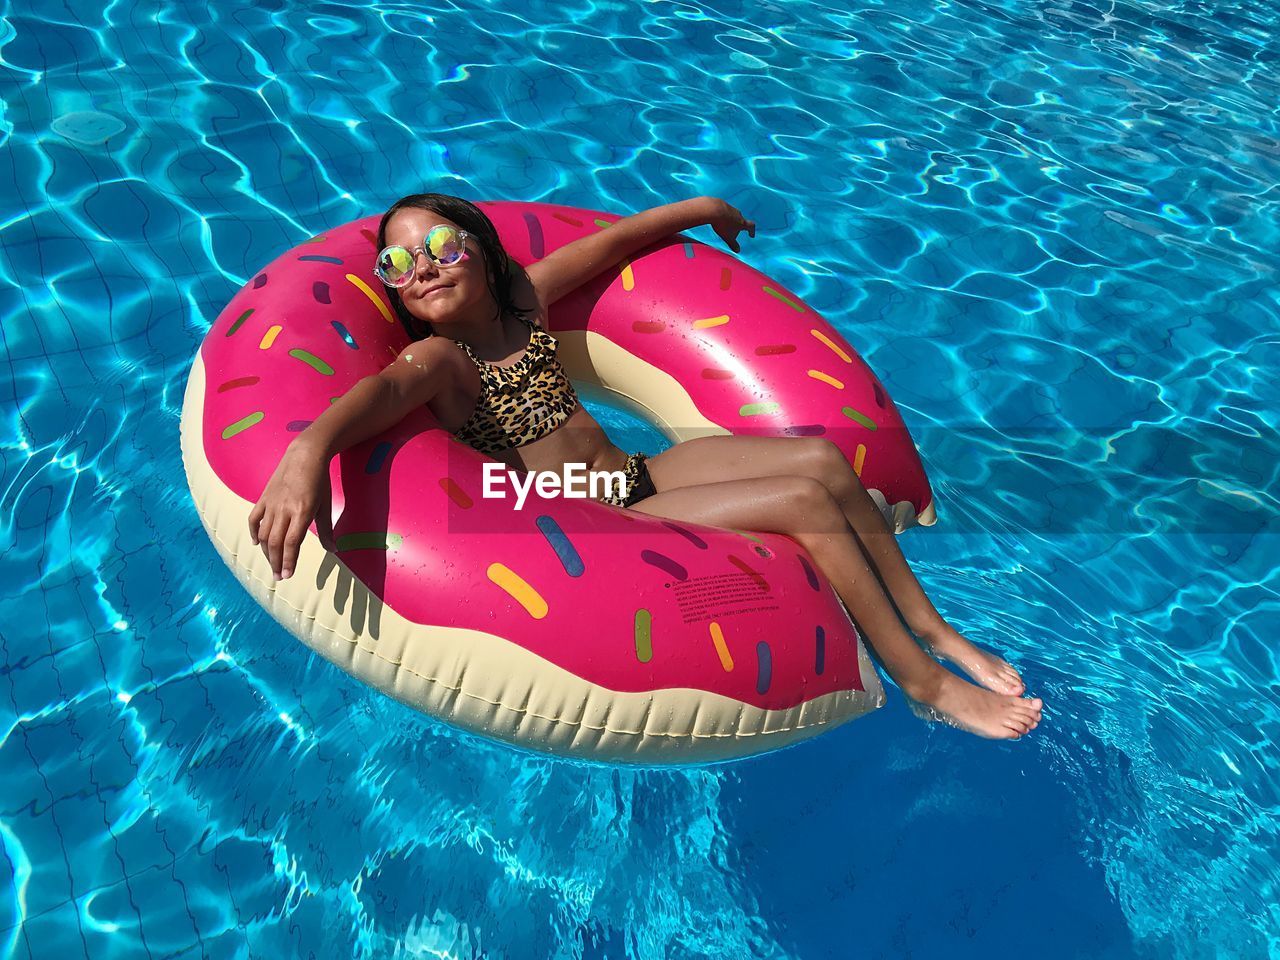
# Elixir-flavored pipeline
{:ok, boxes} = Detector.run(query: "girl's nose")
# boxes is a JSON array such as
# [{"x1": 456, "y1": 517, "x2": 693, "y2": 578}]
[{"x1": 412, "y1": 249, "x2": 440, "y2": 282}]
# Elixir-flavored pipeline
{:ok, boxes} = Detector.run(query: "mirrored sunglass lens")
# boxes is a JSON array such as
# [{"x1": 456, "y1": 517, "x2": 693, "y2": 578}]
[
  {"x1": 425, "y1": 226, "x2": 465, "y2": 264},
  {"x1": 377, "y1": 246, "x2": 415, "y2": 284}
]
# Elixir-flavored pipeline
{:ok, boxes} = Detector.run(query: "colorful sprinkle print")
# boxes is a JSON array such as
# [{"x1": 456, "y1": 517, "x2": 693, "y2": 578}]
[
  {"x1": 709, "y1": 622, "x2": 733, "y2": 671},
  {"x1": 331, "y1": 320, "x2": 358, "y2": 350},
  {"x1": 216, "y1": 376, "x2": 259, "y2": 393},
  {"x1": 798, "y1": 555, "x2": 820, "y2": 591},
  {"x1": 662, "y1": 521, "x2": 708, "y2": 550},
  {"x1": 808, "y1": 370, "x2": 844, "y2": 389},
  {"x1": 221, "y1": 411, "x2": 263, "y2": 440},
  {"x1": 345, "y1": 273, "x2": 394, "y2": 324},
  {"x1": 259, "y1": 325, "x2": 282, "y2": 349},
  {"x1": 523, "y1": 211, "x2": 546, "y2": 258},
  {"x1": 756, "y1": 641, "x2": 772, "y2": 694},
  {"x1": 487, "y1": 562, "x2": 548, "y2": 619},
  {"x1": 336, "y1": 532, "x2": 404, "y2": 551},
  {"x1": 740, "y1": 401, "x2": 780, "y2": 417},
  {"x1": 634, "y1": 609, "x2": 653, "y2": 663},
  {"x1": 762, "y1": 286, "x2": 803, "y2": 312},
  {"x1": 693, "y1": 315, "x2": 730, "y2": 329},
  {"x1": 365, "y1": 442, "x2": 392, "y2": 474},
  {"x1": 727, "y1": 554, "x2": 769, "y2": 593},
  {"x1": 815, "y1": 625, "x2": 826, "y2": 675},
  {"x1": 289, "y1": 349, "x2": 334, "y2": 376},
  {"x1": 641, "y1": 549, "x2": 688, "y2": 581},
  {"x1": 439, "y1": 476, "x2": 473, "y2": 508},
  {"x1": 841, "y1": 407, "x2": 878, "y2": 431},
  {"x1": 535, "y1": 515, "x2": 584, "y2": 577},
  {"x1": 811, "y1": 329, "x2": 852, "y2": 363},
  {"x1": 226, "y1": 308, "x2": 253, "y2": 337}
]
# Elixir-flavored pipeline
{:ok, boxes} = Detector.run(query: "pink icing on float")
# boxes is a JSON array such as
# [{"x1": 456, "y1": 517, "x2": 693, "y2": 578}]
[{"x1": 180, "y1": 200, "x2": 938, "y2": 765}]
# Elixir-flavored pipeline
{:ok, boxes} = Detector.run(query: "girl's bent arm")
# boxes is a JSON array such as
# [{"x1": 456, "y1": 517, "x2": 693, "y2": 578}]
[
  {"x1": 248, "y1": 338, "x2": 448, "y2": 580},
  {"x1": 292, "y1": 338, "x2": 449, "y2": 460}
]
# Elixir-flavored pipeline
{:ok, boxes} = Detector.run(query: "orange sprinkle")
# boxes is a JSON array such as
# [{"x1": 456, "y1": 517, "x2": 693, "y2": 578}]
[
  {"x1": 709, "y1": 622, "x2": 734, "y2": 671},
  {"x1": 810, "y1": 329, "x2": 852, "y2": 363},
  {"x1": 808, "y1": 369, "x2": 844, "y2": 389}
]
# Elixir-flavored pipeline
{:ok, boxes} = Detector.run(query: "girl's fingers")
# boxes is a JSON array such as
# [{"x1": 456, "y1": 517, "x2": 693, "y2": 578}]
[
  {"x1": 256, "y1": 512, "x2": 275, "y2": 570},
  {"x1": 280, "y1": 512, "x2": 307, "y2": 580},
  {"x1": 248, "y1": 502, "x2": 264, "y2": 545},
  {"x1": 266, "y1": 514, "x2": 286, "y2": 581}
]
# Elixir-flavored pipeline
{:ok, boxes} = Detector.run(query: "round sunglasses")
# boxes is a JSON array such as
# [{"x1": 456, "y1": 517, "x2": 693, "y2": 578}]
[{"x1": 374, "y1": 225, "x2": 472, "y2": 288}]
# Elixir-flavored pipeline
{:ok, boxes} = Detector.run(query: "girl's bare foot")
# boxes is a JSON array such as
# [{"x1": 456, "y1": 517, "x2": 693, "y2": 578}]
[
  {"x1": 916, "y1": 623, "x2": 1025, "y2": 696},
  {"x1": 905, "y1": 668, "x2": 1042, "y2": 740}
]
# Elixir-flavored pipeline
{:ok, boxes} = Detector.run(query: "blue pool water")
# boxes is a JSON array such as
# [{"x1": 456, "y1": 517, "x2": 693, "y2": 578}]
[{"x1": 2, "y1": 0, "x2": 1277, "y2": 956}]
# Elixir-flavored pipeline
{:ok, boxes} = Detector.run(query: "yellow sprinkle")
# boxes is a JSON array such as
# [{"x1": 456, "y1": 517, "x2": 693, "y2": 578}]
[
  {"x1": 259, "y1": 325, "x2": 282, "y2": 349},
  {"x1": 807, "y1": 369, "x2": 844, "y2": 389},
  {"x1": 709, "y1": 621, "x2": 734, "y2": 671},
  {"x1": 487, "y1": 563, "x2": 548, "y2": 619},
  {"x1": 346, "y1": 274, "x2": 395, "y2": 324},
  {"x1": 620, "y1": 259, "x2": 634, "y2": 291},
  {"x1": 854, "y1": 443, "x2": 866, "y2": 477},
  {"x1": 810, "y1": 329, "x2": 852, "y2": 363},
  {"x1": 693, "y1": 315, "x2": 730, "y2": 329}
]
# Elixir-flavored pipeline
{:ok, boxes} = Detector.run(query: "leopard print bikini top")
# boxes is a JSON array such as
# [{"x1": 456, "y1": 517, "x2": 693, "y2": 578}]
[{"x1": 452, "y1": 313, "x2": 580, "y2": 455}]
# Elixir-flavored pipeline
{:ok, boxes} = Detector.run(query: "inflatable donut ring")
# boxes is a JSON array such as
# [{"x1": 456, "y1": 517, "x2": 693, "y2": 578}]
[{"x1": 180, "y1": 200, "x2": 937, "y2": 766}]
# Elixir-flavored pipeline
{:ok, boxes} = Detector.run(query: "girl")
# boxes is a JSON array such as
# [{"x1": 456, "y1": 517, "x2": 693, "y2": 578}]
[{"x1": 248, "y1": 192, "x2": 1043, "y2": 740}]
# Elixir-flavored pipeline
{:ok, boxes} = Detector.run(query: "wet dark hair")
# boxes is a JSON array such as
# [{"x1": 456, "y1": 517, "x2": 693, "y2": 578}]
[{"x1": 376, "y1": 193, "x2": 532, "y2": 341}]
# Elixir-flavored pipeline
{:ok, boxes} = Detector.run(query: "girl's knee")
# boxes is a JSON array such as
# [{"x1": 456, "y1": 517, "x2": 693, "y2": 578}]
[
  {"x1": 797, "y1": 438, "x2": 860, "y2": 496},
  {"x1": 778, "y1": 475, "x2": 845, "y2": 530}
]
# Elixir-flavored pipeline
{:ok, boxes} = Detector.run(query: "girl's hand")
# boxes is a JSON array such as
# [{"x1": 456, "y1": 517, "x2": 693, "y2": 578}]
[
  {"x1": 706, "y1": 197, "x2": 756, "y2": 253},
  {"x1": 247, "y1": 441, "x2": 336, "y2": 581}
]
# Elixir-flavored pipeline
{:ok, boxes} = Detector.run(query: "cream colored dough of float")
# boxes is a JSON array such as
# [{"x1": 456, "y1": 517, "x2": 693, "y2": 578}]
[
  {"x1": 557, "y1": 329, "x2": 934, "y2": 534},
  {"x1": 180, "y1": 351, "x2": 887, "y2": 765}
]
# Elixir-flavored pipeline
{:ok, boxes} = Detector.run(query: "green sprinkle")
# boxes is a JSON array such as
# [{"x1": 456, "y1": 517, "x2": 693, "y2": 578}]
[
  {"x1": 335, "y1": 532, "x2": 404, "y2": 551},
  {"x1": 221, "y1": 411, "x2": 263, "y2": 439},
  {"x1": 289, "y1": 349, "x2": 334, "y2": 376},
  {"x1": 740, "y1": 401, "x2": 780, "y2": 416},
  {"x1": 762, "y1": 286, "x2": 804, "y2": 312},
  {"x1": 226, "y1": 308, "x2": 254, "y2": 337},
  {"x1": 634, "y1": 609, "x2": 652, "y2": 663},
  {"x1": 593, "y1": 218, "x2": 613, "y2": 228},
  {"x1": 841, "y1": 407, "x2": 878, "y2": 430},
  {"x1": 733, "y1": 530, "x2": 763, "y2": 544}
]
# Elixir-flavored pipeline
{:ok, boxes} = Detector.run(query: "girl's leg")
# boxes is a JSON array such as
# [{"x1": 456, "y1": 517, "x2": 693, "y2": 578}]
[
  {"x1": 643, "y1": 435, "x2": 1025, "y2": 694},
  {"x1": 626, "y1": 474, "x2": 1043, "y2": 740}
]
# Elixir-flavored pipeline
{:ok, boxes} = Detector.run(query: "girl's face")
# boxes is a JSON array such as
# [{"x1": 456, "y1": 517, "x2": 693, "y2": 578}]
[{"x1": 382, "y1": 207, "x2": 496, "y2": 328}]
